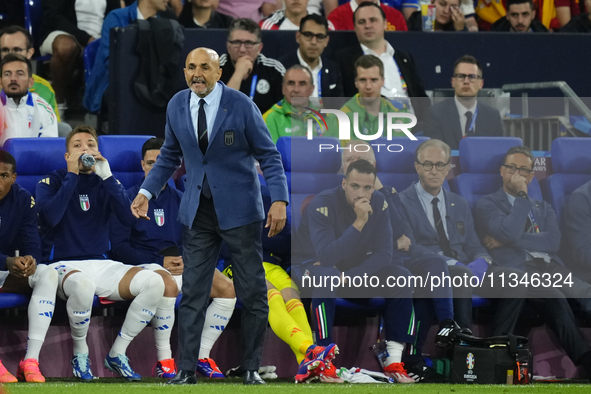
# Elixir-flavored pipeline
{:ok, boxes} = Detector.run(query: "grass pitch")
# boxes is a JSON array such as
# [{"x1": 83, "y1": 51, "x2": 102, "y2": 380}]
[{"x1": 2, "y1": 378, "x2": 591, "y2": 394}]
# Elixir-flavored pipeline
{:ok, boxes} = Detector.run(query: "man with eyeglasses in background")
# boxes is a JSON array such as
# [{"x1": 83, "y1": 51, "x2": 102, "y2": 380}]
[
  {"x1": 279, "y1": 14, "x2": 343, "y2": 99},
  {"x1": 220, "y1": 18, "x2": 285, "y2": 114},
  {"x1": 398, "y1": 140, "x2": 526, "y2": 355},
  {"x1": 422, "y1": 55, "x2": 504, "y2": 150},
  {"x1": 475, "y1": 145, "x2": 591, "y2": 381}
]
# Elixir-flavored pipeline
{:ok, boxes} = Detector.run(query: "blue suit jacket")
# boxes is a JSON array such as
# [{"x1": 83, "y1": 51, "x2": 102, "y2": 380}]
[
  {"x1": 562, "y1": 181, "x2": 591, "y2": 280},
  {"x1": 474, "y1": 187, "x2": 563, "y2": 270},
  {"x1": 398, "y1": 182, "x2": 489, "y2": 264},
  {"x1": 141, "y1": 82, "x2": 288, "y2": 230},
  {"x1": 422, "y1": 99, "x2": 504, "y2": 150}
]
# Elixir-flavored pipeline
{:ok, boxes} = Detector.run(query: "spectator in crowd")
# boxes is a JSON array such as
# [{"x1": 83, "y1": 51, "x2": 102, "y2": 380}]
[
  {"x1": 491, "y1": 0, "x2": 549, "y2": 31},
  {"x1": 216, "y1": 0, "x2": 280, "y2": 23},
  {"x1": 329, "y1": 0, "x2": 409, "y2": 30},
  {"x1": 278, "y1": 14, "x2": 343, "y2": 99},
  {"x1": 0, "y1": 54, "x2": 58, "y2": 146},
  {"x1": 220, "y1": 18, "x2": 285, "y2": 114},
  {"x1": 83, "y1": 0, "x2": 171, "y2": 114},
  {"x1": 0, "y1": 150, "x2": 58, "y2": 383},
  {"x1": 397, "y1": 139, "x2": 526, "y2": 361},
  {"x1": 109, "y1": 137, "x2": 236, "y2": 379},
  {"x1": 422, "y1": 55, "x2": 504, "y2": 150},
  {"x1": 177, "y1": 0, "x2": 234, "y2": 28},
  {"x1": 331, "y1": 55, "x2": 411, "y2": 140},
  {"x1": 261, "y1": 0, "x2": 335, "y2": 30},
  {"x1": 295, "y1": 159, "x2": 416, "y2": 383},
  {"x1": 263, "y1": 65, "x2": 323, "y2": 143},
  {"x1": 38, "y1": 0, "x2": 123, "y2": 118},
  {"x1": 560, "y1": 0, "x2": 591, "y2": 31},
  {"x1": 475, "y1": 145, "x2": 591, "y2": 381},
  {"x1": 340, "y1": 141, "x2": 463, "y2": 382},
  {"x1": 37, "y1": 126, "x2": 173, "y2": 381},
  {"x1": 1, "y1": 26, "x2": 60, "y2": 121},
  {"x1": 334, "y1": 2, "x2": 429, "y2": 118},
  {"x1": 562, "y1": 179, "x2": 591, "y2": 281},
  {"x1": 407, "y1": 0, "x2": 468, "y2": 31}
]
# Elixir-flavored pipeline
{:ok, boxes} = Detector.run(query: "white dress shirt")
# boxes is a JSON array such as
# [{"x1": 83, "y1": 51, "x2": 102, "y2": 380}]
[{"x1": 454, "y1": 96, "x2": 477, "y2": 137}]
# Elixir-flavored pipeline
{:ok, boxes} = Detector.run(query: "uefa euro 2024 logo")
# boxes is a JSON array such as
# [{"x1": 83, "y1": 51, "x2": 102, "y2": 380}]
[{"x1": 304, "y1": 108, "x2": 418, "y2": 142}]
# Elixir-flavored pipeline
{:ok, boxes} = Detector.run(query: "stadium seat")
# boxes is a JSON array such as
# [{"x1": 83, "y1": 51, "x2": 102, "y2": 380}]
[
  {"x1": 276, "y1": 136, "x2": 343, "y2": 230},
  {"x1": 0, "y1": 293, "x2": 30, "y2": 309},
  {"x1": 98, "y1": 135, "x2": 155, "y2": 189},
  {"x1": 83, "y1": 38, "x2": 101, "y2": 82},
  {"x1": 453, "y1": 137, "x2": 543, "y2": 211},
  {"x1": 374, "y1": 137, "x2": 430, "y2": 192},
  {"x1": 23, "y1": 0, "x2": 50, "y2": 61},
  {"x1": 544, "y1": 137, "x2": 591, "y2": 222},
  {"x1": 3, "y1": 137, "x2": 66, "y2": 196}
]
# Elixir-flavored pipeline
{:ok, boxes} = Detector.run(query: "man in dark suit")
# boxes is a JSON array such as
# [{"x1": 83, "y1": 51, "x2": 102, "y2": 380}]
[
  {"x1": 279, "y1": 14, "x2": 343, "y2": 99},
  {"x1": 334, "y1": 2, "x2": 429, "y2": 118},
  {"x1": 397, "y1": 139, "x2": 526, "y2": 344},
  {"x1": 562, "y1": 180, "x2": 591, "y2": 282},
  {"x1": 131, "y1": 48, "x2": 289, "y2": 385},
  {"x1": 422, "y1": 55, "x2": 504, "y2": 150},
  {"x1": 475, "y1": 145, "x2": 591, "y2": 380}
]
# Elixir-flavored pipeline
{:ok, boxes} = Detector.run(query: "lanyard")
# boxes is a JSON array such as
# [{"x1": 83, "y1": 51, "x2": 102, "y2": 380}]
[
  {"x1": 317, "y1": 69, "x2": 322, "y2": 98},
  {"x1": 249, "y1": 74, "x2": 258, "y2": 100},
  {"x1": 466, "y1": 105, "x2": 478, "y2": 134},
  {"x1": 527, "y1": 211, "x2": 540, "y2": 233}
]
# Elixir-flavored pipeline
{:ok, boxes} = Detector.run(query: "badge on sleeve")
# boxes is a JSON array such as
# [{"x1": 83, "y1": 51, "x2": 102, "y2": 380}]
[
  {"x1": 456, "y1": 221, "x2": 465, "y2": 236},
  {"x1": 224, "y1": 130, "x2": 235, "y2": 146}
]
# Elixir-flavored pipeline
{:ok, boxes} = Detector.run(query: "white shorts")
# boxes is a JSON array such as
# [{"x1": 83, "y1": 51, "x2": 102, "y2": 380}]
[
  {"x1": 0, "y1": 264, "x2": 48, "y2": 290},
  {"x1": 40, "y1": 30, "x2": 75, "y2": 56},
  {"x1": 49, "y1": 259, "x2": 135, "y2": 301}
]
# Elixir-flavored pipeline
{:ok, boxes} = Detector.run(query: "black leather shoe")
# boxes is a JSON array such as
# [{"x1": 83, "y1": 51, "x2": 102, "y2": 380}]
[
  {"x1": 243, "y1": 370, "x2": 265, "y2": 385},
  {"x1": 167, "y1": 370, "x2": 197, "y2": 385}
]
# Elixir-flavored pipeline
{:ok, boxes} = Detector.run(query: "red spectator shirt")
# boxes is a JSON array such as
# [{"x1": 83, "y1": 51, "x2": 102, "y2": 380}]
[{"x1": 328, "y1": 3, "x2": 408, "y2": 31}]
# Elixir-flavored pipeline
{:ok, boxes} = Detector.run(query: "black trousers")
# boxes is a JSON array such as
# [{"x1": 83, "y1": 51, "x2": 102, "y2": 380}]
[{"x1": 178, "y1": 197, "x2": 267, "y2": 371}]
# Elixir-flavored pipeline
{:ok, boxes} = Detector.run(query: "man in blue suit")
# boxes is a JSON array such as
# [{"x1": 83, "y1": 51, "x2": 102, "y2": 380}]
[
  {"x1": 397, "y1": 139, "x2": 525, "y2": 340},
  {"x1": 562, "y1": 180, "x2": 591, "y2": 282},
  {"x1": 131, "y1": 47, "x2": 289, "y2": 385},
  {"x1": 475, "y1": 145, "x2": 591, "y2": 380},
  {"x1": 422, "y1": 55, "x2": 504, "y2": 150}
]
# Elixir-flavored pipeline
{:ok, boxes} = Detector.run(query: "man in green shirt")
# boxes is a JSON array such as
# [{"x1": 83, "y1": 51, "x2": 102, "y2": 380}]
[
  {"x1": 263, "y1": 64, "x2": 330, "y2": 144},
  {"x1": 333, "y1": 54, "x2": 411, "y2": 143},
  {"x1": 0, "y1": 26, "x2": 60, "y2": 122}
]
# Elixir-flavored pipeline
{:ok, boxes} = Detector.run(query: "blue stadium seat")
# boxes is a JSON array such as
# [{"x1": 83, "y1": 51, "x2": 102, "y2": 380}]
[
  {"x1": 453, "y1": 137, "x2": 543, "y2": 211},
  {"x1": 23, "y1": 0, "x2": 50, "y2": 61},
  {"x1": 83, "y1": 38, "x2": 101, "y2": 82},
  {"x1": 3, "y1": 137, "x2": 66, "y2": 196},
  {"x1": 276, "y1": 136, "x2": 342, "y2": 230},
  {"x1": 98, "y1": 135, "x2": 155, "y2": 189},
  {"x1": 0, "y1": 293, "x2": 30, "y2": 309},
  {"x1": 544, "y1": 137, "x2": 591, "y2": 222}
]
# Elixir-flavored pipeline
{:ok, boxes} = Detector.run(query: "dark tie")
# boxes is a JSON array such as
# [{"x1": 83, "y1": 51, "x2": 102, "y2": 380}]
[
  {"x1": 198, "y1": 99, "x2": 211, "y2": 198},
  {"x1": 432, "y1": 197, "x2": 455, "y2": 259},
  {"x1": 198, "y1": 99, "x2": 208, "y2": 155},
  {"x1": 464, "y1": 110, "x2": 473, "y2": 137}
]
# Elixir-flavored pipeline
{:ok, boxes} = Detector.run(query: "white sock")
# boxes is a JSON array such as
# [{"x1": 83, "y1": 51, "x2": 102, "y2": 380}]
[
  {"x1": 198, "y1": 297, "x2": 236, "y2": 359},
  {"x1": 109, "y1": 270, "x2": 164, "y2": 358},
  {"x1": 152, "y1": 296, "x2": 176, "y2": 361},
  {"x1": 63, "y1": 272, "x2": 96, "y2": 356},
  {"x1": 385, "y1": 341, "x2": 405, "y2": 365}
]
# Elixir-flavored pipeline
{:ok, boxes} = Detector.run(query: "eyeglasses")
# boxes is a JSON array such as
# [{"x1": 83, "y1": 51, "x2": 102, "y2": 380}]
[
  {"x1": 227, "y1": 40, "x2": 260, "y2": 49},
  {"x1": 502, "y1": 164, "x2": 533, "y2": 176},
  {"x1": 416, "y1": 161, "x2": 449, "y2": 171},
  {"x1": 300, "y1": 31, "x2": 328, "y2": 41},
  {"x1": 1, "y1": 47, "x2": 27, "y2": 55},
  {"x1": 453, "y1": 73, "x2": 482, "y2": 82}
]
